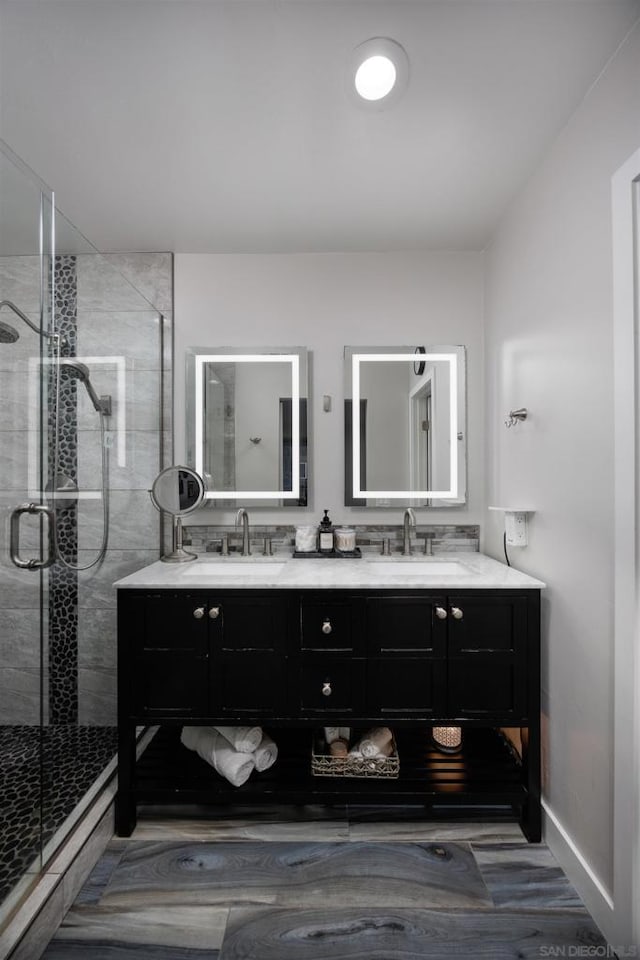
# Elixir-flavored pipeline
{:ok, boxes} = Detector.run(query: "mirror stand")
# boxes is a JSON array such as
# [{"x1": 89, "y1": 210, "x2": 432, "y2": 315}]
[
  {"x1": 164, "y1": 516, "x2": 198, "y2": 564},
  {"x1": 149, "y1": 465, "x2": 206, "y2": 563}
]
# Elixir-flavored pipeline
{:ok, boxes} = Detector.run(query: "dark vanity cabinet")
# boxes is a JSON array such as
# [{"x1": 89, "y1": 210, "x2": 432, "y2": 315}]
[{"x1": 117, "y1": 587, "x2": 540, "y2": 840}]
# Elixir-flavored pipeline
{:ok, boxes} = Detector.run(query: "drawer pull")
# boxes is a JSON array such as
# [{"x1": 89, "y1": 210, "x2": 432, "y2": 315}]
[
  {"x1": 451, "y1": 606, "x2": 464, "y2": 620},
  {"x1": 209, "y1": 606, "x2": 220, "y2": 620},
  {"x1": 322, "y1": 681, "x2": 332, "y2": 697},
  {"x1": 435, "y1": 606, "x2": 447, "y2": 620},
  {"x1": 192, "y1": 606, "x2": 205, "y2": 620},
  {"x1": 321, "y1": 619, "x2": 332, "y2": 635}
]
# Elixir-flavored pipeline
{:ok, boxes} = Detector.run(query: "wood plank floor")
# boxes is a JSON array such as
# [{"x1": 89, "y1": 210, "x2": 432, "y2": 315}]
[{"x1": 40, "y1": 805, "x2": 606, "y2": 960}]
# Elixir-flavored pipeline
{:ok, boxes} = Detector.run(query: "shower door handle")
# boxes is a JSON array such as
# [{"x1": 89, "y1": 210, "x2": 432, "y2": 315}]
[{"x1": 10, "y1": 503, "x2": 56, "y2": 569}]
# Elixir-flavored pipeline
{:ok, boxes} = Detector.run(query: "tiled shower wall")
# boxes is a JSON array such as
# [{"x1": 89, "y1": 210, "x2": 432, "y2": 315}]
[
  {"x1": 75, "y1": 252, "x2": 173, "y2": 725},
  {"x1": 0, "y1": 252, "x2": 173, "y2": 727}
]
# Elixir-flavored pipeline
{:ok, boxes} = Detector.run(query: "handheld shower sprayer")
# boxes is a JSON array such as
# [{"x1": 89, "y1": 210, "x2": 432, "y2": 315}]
[{"x1": 59, "y1": 360, "x2": 112, "y2": 416}]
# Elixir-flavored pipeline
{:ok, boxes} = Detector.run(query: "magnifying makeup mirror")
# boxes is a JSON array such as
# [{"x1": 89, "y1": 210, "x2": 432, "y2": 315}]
[{"x1": 149, "y1": 465, "x2": 205, "y2": 562}]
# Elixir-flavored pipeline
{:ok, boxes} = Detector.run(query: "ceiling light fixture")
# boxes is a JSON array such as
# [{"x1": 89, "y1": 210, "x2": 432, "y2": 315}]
[
  {"x1": 355, "y1": 55, "x2": 396, "y2": 101},
  {"x1": 350, "y1": 38, "x2": 409, "y2": 108}
]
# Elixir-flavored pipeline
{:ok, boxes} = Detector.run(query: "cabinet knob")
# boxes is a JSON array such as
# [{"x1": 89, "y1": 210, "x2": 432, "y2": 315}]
[
  {"x1": 435, "y1": 606, "x2": 448, "y2": 620},
  {"x1": 321, "y1": 619, "x2": 332, "y2": 635},
  {"x1": 193, "y1": 606, "x2": 205, "y2": 620},
  {"x1": 322, "y1": 681, "x2": 332, "y2": 697},
  {"x1": 209, "y1": 606, "x2": 220, "y2": 620},
  {"x1": 451, "y1": 606, "x2": 464, "y2": 620}
]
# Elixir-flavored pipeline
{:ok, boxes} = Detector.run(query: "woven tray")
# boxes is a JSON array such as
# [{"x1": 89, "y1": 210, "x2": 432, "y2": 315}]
[{"x1": 311, "y1": 733, "x2": 399, "y2": 779}]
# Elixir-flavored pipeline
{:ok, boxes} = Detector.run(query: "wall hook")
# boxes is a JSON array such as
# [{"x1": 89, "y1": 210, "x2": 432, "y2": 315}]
[
  {"x1": 505, "y1": 408, "x2": 528, "y2": 428},
  {"x1": 249, "y1": 437, "x2": 262, "y2": 444}
]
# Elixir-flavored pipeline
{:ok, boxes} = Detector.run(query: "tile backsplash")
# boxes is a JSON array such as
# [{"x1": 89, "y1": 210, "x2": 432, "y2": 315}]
[{"x1": 183, "y1": 523, "x2": 479, "y2": 556}]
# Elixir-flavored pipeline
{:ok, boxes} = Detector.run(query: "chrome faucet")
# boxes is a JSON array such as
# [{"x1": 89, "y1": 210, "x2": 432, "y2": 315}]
[
  {"x1": 235, "y1": 508, "x2": 251, "y2": 556},
  {"x1": 402, "y1": 507, "x2": 416, "y2": 556}
]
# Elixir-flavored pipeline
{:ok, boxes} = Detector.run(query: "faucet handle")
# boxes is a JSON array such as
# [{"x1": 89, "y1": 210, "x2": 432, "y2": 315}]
[
  {"x1": 381, "y1": 537, "x2": 391, "y2": 556},
  {"x1": 263, "y1": 537, "x2": 273, "y2": 556}
]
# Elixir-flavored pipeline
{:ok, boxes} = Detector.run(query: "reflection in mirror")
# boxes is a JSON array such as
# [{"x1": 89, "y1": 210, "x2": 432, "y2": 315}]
[
  {"x1": 186, "y1": 347, "x2": 308, "y2": 506},
  {"x1": 344, "y1": 346, "x2": 466, "y2": 507},
  {"x1": 149, "y1": 465, "x2": 205, "y2": 562}
]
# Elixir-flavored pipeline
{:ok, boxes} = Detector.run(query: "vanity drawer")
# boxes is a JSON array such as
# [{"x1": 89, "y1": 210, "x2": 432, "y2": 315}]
[
  {"x1": 296, "y1": 656, "x2": 364, "y2": 715},
  {"x1": 300, "y1": 599, "x2": 362, "y2": 652}
]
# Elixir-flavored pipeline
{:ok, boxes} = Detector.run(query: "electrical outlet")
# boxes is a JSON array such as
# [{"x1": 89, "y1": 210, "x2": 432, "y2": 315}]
[{"x1": 505, "y1": 511, "x2": 528, "y2": 546}]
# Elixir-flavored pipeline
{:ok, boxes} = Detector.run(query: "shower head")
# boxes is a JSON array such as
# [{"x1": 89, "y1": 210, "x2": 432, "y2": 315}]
[
  {"x1": 0, "y1": 299, "x2": 47, "y2": 340},
  {"x1": 60, "y1": 359, "x2": 91, "y2": 383},
  {"x1": 0, "y1": 319, "x2": 19, "y2": 342},
  {"x1": 60, "y1": 360, "x2": 111, "y2": 415}
]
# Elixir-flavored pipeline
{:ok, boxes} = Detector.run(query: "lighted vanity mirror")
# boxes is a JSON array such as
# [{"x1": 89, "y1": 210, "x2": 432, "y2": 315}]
[
  {"x1": 344, "y1": 345, "x2": 466, "y2": 507},
  {"x1": 186, "y1": 346, "x2": 308, "y2": 506}
]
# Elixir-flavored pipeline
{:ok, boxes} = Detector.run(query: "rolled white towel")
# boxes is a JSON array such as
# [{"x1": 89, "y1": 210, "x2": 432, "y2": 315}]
[
  {"x1": 348, "y1": 741, "x2": 392, "y2": 759},
  {"x1": 254, "y1": 733, "x2": 278, "y2": 772},
  {"x1": 181, "y1": 726, "x2": 255, "y2": 787},
  {"x1": 360, "y1": 727, "x2": 393, "y2": 758},
  {"x1": 197, "y1": 729, "x2": 256, "y2": 787},
  {"x1": 214, "y1": 725, "x2": 263, "y2": 753},
  {"x1": 180, "y1": 726, "x2": 203, "y2": 752}
]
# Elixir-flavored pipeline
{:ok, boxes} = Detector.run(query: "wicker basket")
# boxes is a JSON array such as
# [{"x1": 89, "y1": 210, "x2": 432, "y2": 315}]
[{"x1": 311, "y1": 733, "x2": 399, "y2": 779}]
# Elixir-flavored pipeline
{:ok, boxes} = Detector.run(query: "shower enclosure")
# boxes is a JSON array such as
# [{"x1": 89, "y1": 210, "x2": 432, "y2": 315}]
[{"x1": 0, "y1": 140, "x2": 171, "y2": 919}]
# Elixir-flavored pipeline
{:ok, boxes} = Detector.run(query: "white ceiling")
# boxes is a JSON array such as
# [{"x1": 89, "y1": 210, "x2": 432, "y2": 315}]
[{"x1": 1, "y1": 0, "x2": 639, "y2": 253}]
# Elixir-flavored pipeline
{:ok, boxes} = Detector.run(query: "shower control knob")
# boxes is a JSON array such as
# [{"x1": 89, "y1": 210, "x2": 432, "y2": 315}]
[
  {"x1": 435, "y1": 606, "x2": 448, "y2": 620},
  {"x1": 193, "y1": 606, "x2": 205, "y2": 620},
  {"x1": 322, "y1": 681, "x2": 332, "y2": 697},
  {"x1": 451, "y1": 606, "x2": 464, "y2": 620},
  {"x1": 208, "y1": 606, "x2": 220, "y2": 620},
  {"x1": 321, "y1": 619, "x2": 332, "y2": 635}
]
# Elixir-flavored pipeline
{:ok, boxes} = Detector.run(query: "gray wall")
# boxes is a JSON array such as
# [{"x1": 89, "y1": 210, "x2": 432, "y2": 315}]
[
  {"x1": 174, "y1": 250, "x2": 485, "y2": 528},
  {"x1": 484, "y1": 20, "x2": 640, "y2": 938}
]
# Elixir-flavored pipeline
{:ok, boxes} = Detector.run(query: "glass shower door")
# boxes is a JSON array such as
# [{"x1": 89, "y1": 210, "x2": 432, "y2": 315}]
[{"x1": 0, "y1": 146, "x2": 54, "y2": 916}]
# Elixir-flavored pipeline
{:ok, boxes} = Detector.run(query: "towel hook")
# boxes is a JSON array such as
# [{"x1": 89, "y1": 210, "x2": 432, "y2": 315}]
[{"x1": 505, "y1": 408, "x2": 528, "y2": 429}]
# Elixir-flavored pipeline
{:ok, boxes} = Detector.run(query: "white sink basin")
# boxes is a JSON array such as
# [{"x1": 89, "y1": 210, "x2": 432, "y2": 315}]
[
  {"x1": 186, "y1": 560, "x2": 286, "y2": 578},
  {"x1": 364, "y1": 560, "x2": 467, "y2": 577}
]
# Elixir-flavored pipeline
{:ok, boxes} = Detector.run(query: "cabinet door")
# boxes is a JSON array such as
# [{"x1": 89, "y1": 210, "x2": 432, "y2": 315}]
[
  {"x1": 129, "y1": 594, "x2": 209, "y2": 717},
  {"x1": 367, "y1": 658, "x2": 446, "y2": 716},
  {"x1": 364, "y1": 597, "x2": 447, "y2": 656},
  {"x1": 447, "y1": 594, "x2": 528, "y2": 719},
  {"x1": 210, "y1": 597, "x2": 287, "y2": 715}
]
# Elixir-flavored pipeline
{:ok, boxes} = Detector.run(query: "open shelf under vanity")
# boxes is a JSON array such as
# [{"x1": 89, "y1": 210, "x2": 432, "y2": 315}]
[{"x1": 133, "y1": 725, "x2": 528, "y2": 813}]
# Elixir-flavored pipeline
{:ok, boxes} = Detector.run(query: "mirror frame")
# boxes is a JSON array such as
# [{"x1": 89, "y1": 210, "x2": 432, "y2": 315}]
[
  {"x1": 186, "y1": 346, "x2": 309, "y2": 505},
  {"x1": 150, "y1": 464, "x2": 206, "y2": 516},
  {"x1": 344, "y1": 345, "x2": 466, "y2": 506}
]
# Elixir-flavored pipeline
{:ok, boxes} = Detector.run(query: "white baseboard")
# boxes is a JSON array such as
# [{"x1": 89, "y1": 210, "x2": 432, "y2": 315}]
[{"x1": 542, "y1": 800, "x2": 615, "y2": 940}]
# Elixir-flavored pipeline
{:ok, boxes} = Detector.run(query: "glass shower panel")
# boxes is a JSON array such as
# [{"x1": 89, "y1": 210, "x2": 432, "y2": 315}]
[
  {"x1": 39, "y1": 211, "x2": 166, "y2": 867},
  {"x1": 0, "y1": 141, "x2": 170, "y2": 923},
  {"x1": 0, "y1": 146, "x2": 54, "y2": 914}
]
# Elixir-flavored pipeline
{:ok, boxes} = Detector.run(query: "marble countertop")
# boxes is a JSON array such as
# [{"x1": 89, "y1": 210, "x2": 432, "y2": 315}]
[{"x1": 114, "y1": 551, "x2": 545, "y2": 590}]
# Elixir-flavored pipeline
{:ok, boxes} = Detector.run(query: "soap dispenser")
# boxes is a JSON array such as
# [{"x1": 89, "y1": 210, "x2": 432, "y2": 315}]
[{"x1": 318, "y1": 510, "x2": 335, "y2": 554}]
